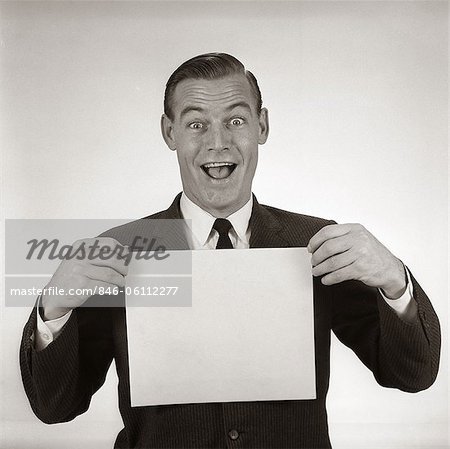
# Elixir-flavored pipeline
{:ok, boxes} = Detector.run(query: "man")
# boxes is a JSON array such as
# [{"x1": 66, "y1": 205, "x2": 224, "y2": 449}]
[{"x1": 20, "y1": 53, "x2": 441, "y2": 448}]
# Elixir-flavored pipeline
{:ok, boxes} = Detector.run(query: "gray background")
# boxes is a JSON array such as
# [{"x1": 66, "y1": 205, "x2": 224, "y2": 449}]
[{"x1": 1, "y1": 1, "x2": 448, "y2": 448}]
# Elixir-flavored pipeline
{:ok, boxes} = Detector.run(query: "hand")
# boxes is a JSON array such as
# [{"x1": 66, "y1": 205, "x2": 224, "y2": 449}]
[
  {"x1": 41, "y1": 238, "x2": 129, "y2": 320},
  {"x1": 307, "y1": 224, "x2": 406, "y2": 299}
]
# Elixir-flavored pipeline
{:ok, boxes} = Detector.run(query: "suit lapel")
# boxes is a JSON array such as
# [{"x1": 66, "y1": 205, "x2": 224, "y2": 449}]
[
  {"x1": 160, "y1": 193, "x2": 183, "y2": 219},
  {"x1": 249, "y1": 195, "x2": 289, "y2": 248},
  {"x1": 141, "y1": 193, "x2": 188, "y2": 250},
  {"x1": 156, "y1": 193, "x2": 289, "y2": 249}
]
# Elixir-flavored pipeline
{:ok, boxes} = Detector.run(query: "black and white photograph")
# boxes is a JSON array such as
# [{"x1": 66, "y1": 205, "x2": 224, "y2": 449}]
[{"x1": 1, "y1": 2, "x2": 448, "y2": 449}]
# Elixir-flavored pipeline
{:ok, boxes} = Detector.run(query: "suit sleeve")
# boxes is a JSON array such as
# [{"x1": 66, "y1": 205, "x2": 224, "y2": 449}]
[
  {"x1": 19, "y1": 301, "x2": 115, "y2": 424},
  {"x1": 331, "y1": 269, "x2": 440, "y2": 392}
]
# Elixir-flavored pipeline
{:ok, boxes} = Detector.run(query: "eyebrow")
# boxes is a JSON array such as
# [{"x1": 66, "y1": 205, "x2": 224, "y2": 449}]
[
  {"x1": 225, "y1": 101, "x2": 252, "y2": 113},
  {"x1": 180, "y1": 106, "x2": 205, "y2": 119},
  {"x1": 179, "y1": 101, "x2": 252, "y2": 119}
]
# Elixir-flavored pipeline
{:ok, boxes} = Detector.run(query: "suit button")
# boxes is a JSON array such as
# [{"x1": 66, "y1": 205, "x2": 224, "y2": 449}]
[{"x1": 228, "y1": 429, "x2": 239, "y2": 440}]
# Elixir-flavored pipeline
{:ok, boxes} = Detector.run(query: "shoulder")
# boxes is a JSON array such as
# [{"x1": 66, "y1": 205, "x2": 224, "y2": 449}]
[
  {"x1": 98, "y1": 207, "x2": 178, "y2": 246},
  {"x1": 142, "y1": 209, "x2": 171, "y2": 220},
  {"x1": 260, "y1": 203, "x2": 336, "y2": 243},
  {"x1": 261, "y1": 203, "x2": 334, "y2": 226},
  {"x1": 97, "y1": 194, "x2": 182, "y2": 244}
]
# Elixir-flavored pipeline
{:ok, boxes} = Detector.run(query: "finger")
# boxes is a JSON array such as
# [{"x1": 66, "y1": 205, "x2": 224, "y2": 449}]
[
  {"x1": 43, "y1": 278, "x2": 119, "y2": 307},
  {"x1": 88, "y1": 243, "x2": 130, "y2": 275},
  {"x1": 67, "y1": 280, "x2": 122, "y2": 306},
  {"x1": 311, "y1": 235, "x2": 353, "y2": 267},
  {"x1": 69, "y1": 238, "x2": 130, "y2": 273},
  {"x1": 320, "y1": 263, "x2": 358, "y2": 286},
  {"x1": 71, "y1": 238, "x2": 101, "y2": 249},
  {"x1": 71, "y1": 238, "x2": 128, "y2": 255},
  {"x1": 84, "y1": 265, "x2": 126, "y2": 287},
  {"x1": 87, "y1": 280, "x2": 122, "y2": 297},
  {"x1": 89, "y1": 253, "x2": 129, "y2": 276},
  {"x1": 307, "y1": 224, "x2": 352, "y2": 253},
  {"x1": 71, "y1": 237, "x2": 126, "y2": 252},
  {"x1": 312, "y1": 249, "x2": 356, "y2": 277}
]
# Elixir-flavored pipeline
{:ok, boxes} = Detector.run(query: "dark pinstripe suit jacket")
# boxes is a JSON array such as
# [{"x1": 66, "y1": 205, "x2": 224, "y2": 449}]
[{"x1": 20, "y1": 194, "x2": 441, "y2": 448}]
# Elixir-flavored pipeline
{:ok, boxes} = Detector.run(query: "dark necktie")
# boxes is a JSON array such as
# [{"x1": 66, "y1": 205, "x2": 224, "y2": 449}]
[{"x1": 212, "y1": 218, "x2": 233, "y2": 249}]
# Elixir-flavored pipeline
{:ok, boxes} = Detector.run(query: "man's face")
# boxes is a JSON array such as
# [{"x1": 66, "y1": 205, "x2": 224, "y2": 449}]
[{"x1": 161, "y1": 74, "x2": 269, "y2": 217}]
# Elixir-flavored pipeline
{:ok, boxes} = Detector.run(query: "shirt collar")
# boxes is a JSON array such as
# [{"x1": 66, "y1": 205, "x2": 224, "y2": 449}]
[{"x1": 180, "y1": 193, "x2": 253, "y2": 247}]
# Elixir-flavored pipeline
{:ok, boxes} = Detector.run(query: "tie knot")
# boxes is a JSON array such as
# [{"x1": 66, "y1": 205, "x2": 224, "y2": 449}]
[{"x1": 212, "y1": 218, "x2": 232, "y2": 236}]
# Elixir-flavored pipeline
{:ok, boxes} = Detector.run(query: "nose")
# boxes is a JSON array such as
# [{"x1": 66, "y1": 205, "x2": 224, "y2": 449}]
[{"x1": 206, "y1": 122, "x2": 231, "y2": 152}]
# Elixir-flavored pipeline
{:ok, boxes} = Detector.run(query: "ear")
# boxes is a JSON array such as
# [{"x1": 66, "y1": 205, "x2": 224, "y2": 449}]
[
  {"x1": 161, "y1": 114, "x2": 177, "y2": 151},
  {"x1": 258, "y1": 108, "x2": 269, "y2": 145}
]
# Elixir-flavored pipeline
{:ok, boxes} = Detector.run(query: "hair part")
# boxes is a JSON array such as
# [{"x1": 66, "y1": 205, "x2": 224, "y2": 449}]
[{"x1": 164, "y1": 53, "x2": 263, "y2": 120}]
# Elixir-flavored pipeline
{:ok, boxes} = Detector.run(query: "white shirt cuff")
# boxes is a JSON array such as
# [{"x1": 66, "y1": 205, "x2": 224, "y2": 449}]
[
  {"x1": 378, "y1": 267, "x2": 417, "y2": 323},
  {"x1": 33, "y1": 298, "x2": 72, "y2": 351}
]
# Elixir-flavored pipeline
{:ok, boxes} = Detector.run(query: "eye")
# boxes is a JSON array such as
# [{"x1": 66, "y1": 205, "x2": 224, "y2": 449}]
[
  {"x1": 188, "y1": 122, "x2": 204, "y2": 130},
  {"x1": 229, "y1": 117, "x2": 245, "y2": 126}
]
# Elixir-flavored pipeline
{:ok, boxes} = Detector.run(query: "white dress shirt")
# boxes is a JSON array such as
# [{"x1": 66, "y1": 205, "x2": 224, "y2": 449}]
[
  {"x1": 180, "y1": 193, "x2": 252, "y2": 250},
  {"x1": 34, "y1": 193, "x2": 417, "y2": 350}
]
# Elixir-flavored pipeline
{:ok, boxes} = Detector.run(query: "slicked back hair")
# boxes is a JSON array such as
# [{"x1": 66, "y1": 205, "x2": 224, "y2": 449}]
[{"x1": 164, "y1": 53, "x2": 263, "y2": 120}]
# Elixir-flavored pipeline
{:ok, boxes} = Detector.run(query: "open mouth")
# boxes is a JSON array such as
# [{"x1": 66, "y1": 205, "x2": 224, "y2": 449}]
[{"x1": 201, "y1": 162, "x2": 237, "y2": 180}]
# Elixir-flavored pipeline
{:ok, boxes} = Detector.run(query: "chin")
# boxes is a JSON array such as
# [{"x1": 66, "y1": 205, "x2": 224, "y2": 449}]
[
  {"x1": 205, "y1": 192, "x2": 247, "y2": 214},
  {"x1": 205, "y1": 194, "x2": 235, "y2": 209}
]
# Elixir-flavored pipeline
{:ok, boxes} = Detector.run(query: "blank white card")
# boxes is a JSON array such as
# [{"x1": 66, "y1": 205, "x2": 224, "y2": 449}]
[{"x1": 126, "y1": 248, "x2": 316, "y2": 407}]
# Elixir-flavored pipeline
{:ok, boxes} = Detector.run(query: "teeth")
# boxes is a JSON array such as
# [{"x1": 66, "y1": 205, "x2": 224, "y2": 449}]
[{"x1": 203, "y1": 162, "x2": 235, "y2": 168}]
